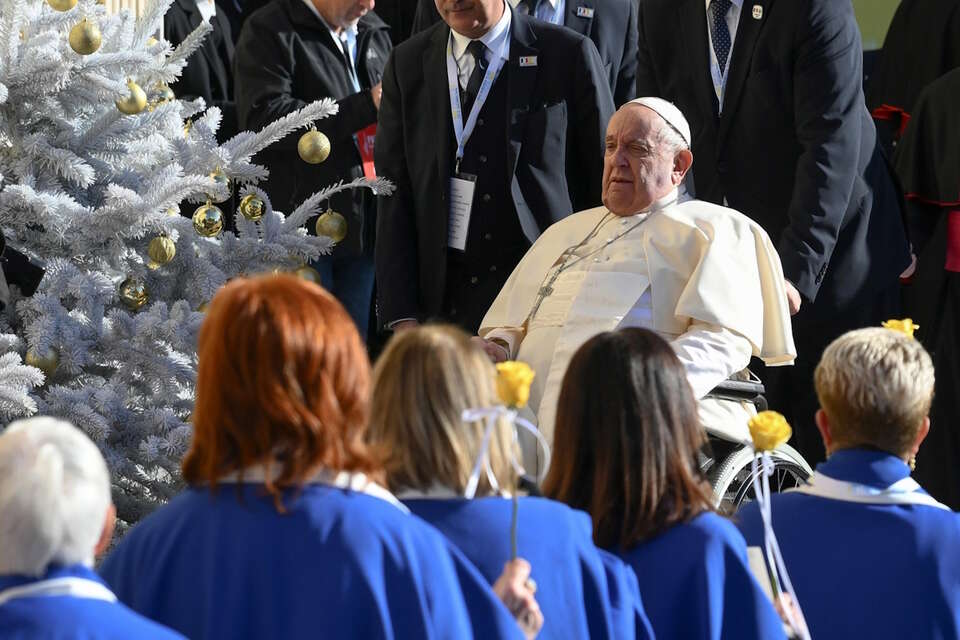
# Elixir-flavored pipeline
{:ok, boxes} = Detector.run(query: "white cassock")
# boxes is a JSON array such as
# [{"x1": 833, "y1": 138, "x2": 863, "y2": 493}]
[{"x1": 480, "y1": 189, "x2": 796, "y2": 470}]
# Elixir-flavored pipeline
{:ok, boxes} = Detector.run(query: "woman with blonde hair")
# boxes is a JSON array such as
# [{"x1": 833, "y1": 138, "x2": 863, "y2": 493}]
[
  {"x1": 99, "y1": 274, "x2": 538, "y2": 640},
  {"x1": 737, "y1": 327, "x2": 960, "y2": 639},
  {"x1": 543, "y1": 327, "x2": 785, "y2": 640},
  {"x1": 369, "y1": 324, "x2": 653, "y2": 640}
]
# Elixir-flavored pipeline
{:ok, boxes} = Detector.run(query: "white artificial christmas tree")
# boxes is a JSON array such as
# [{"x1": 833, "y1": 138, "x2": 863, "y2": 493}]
[{"x1": 0, "y1": 0, "x2": 390, "y2": 523}]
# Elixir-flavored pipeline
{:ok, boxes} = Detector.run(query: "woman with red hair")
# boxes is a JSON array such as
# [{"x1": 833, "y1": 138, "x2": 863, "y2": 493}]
[{"x1": 99, "y1": 274, "x2": 537, "y2": 640}]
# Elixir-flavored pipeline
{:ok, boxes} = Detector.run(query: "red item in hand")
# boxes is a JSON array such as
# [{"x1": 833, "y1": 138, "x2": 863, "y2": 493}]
[{"x1": 357, "y1": 124, "x2": 377, "y2": 179}]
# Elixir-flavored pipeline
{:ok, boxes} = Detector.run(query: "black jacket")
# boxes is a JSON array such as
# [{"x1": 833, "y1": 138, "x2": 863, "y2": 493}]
[
  {"x1": 636, "y1": 0, "x2": 910, "y2": 320},
  {"x1": 374, "y1": 9, "x2": 614, "y2": 325},
  {"x1": 235, "y1": 0, "x2": 391, "y2": 257},
  {"x1": 412, "y1": 0, "x2": 637, "y2": 105},
  {"x1": 165, "y1": 0, "x2": 238, "y2": 141}
]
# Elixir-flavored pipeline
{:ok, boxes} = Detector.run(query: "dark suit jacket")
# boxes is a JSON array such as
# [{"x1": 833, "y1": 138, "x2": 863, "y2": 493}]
[
  {"x1": 636, "y1": 0, "x2": 910, "y2": 319},
  {"x1": 411, "y1": 0, "x2": 637, "y2": 105},
  {"x1": 375, "y1": 9, "x2": 613, "y2": 324},
  {"x1": 165, "y1": 0, "x2": 238, "y2": 140},
  {"x1": 234, "y1": 1, "x2": 391, "y2": 257}
]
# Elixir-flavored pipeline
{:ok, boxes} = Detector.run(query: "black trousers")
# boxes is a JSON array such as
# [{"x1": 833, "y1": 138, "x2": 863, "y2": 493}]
[{"x1": 756, "y1": 283, "x2": 902, "y2": 468}]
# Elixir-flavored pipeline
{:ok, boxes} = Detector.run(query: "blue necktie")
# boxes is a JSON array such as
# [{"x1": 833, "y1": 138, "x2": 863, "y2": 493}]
[{"x1": 710, "y1": 0, "x2": 732, "y2": 74}]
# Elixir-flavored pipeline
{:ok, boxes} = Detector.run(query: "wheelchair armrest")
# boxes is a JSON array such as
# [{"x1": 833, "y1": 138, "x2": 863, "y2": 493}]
[{"x1": 704, "y1": 378, "x2": 768, "y2": 412}]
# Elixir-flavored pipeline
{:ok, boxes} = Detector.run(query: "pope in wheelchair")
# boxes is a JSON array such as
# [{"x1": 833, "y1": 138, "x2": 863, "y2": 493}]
[{"x1": 475, "y1": 98, "x2": 809, "y2": 498}]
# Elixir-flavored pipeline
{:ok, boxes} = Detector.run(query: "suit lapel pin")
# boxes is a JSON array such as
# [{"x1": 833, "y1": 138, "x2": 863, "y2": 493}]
[
  {"x1": 576, "y1": 6, "x2": 594, "y2": 18},
  {"x1": 752, "y1": 4, "x2": 763, "y2": 19},
  {"x1": 519, "y1": 55, "x2": 538, "y2": 67}
]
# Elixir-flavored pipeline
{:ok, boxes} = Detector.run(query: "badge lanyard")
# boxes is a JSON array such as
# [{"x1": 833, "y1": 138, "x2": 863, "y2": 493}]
[
  {"x1": 0, "y1": 576, "x2": 117, "y2": 607},
  {"x1": 445, "y1": 35, "x2": 509, "y2": 174}
]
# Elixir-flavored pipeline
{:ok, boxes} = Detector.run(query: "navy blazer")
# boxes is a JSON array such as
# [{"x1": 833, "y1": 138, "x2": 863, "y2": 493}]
[
  {"x1": 635, "y1": 0, "x2": 910, "y2": 318},
  {"x1": 374, "y1": 9, "x2": 613, "y2": 325}
]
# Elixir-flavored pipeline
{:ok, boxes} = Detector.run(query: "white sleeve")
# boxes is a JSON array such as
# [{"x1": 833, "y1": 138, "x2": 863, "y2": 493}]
[
  {"x1": 670, "y1": 323, "x2": 753, "y2": 399},
  {"x1": 483, "y1": 327, "x2": 525, "y2": 359}
]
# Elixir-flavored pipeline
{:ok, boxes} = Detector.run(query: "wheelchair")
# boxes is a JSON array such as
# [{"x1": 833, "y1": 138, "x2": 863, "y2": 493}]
[{"x1": 701, "y1": 373, "x2": 812, "y2": 513}]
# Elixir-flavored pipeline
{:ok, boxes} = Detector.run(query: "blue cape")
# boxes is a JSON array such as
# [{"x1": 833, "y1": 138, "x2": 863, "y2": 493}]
[
  {"x1": 0, "y1": 564, "x2": 182, "y2": 639},
  {"x1": 100, "y1": 484, "x2": 523, "y2": 640},
  {"x1": 737, "y1": 449, "x2": 960, "y2": 639},
  {"x1": 405, "y1": 496, "x2": 654, "y2": 639},
  {"x1": 619, "y1": 511, "x2": 786, "y2": 639}
]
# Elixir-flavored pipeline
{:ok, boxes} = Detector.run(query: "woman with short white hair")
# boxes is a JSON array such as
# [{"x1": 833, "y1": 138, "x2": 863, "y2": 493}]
[
  {"x1": 0, "y1": 416, "x2": 182, "y2": 639},
  {"x1": 737, "y1": 327, "x2": 960, "y2": 639}
]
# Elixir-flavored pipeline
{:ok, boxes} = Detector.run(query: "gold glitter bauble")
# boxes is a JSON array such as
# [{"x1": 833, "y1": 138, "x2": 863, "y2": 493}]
[
  {"x1": 315, "y1": 209, "x2": 347, "y2": 243},
  {"x1": 25, "y1": 348, "x2": 58, "y2": 377},
  {"x1": 47, "y1": 0, "x2": 77, "y2": 11},
  {"x1": 152, "y1": 83, "x2": 175, "y2": 103},
  {"x1": 238, "y1": 194, "x2": 265, "y2": 221},
  {"x1": 119, "y1": 276, "x2": 149, "y2": 311},
  {"x1": 146, "y1": 36, "x2": 158, "y2": 46},
  {"x1": 192, "y1": 202, "x2": 224, "y2": 237},
  {"x1": 69, "y1": 18, "x2": 101, "y2": 55},
  {"x1": 147, "y1": 235, "x2": 176, "y2": 266},
  {"x1": 297, "y1": 129, "x2": 331, "y2": 164},
  {"x1": 116, "y1": 79, "x2": 147, "y2": 115},
  {"x1": 208, "y1": 167, "x2": 232, "y2": 203},
  {"x1": 294, "y1": 265, "x2": 323, "y2": 285}
]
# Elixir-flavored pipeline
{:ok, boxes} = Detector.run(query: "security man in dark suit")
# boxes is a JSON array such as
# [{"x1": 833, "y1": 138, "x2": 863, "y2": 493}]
[
  {"x1": 411, "y1": 0, "x2": 637, "y2": 105},
  {"x1": 234, "y1": 0, "x2": 392, "y2": 339},
  {"x1": 375, "y1": 0, "x2": 614, "y2": 334},
  {"x1": 165, "y1": 0, "x2": 238, "y2": 141},
  {"x1": 635, "y1": 0, "x2": 911, "y2": 463}
]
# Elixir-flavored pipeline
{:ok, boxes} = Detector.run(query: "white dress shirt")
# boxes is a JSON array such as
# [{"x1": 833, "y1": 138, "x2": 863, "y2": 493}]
[
  {"x1": 195, "y1": 0, "x2": 216, "y2": 23},
  {"x1": 509, "y1": 0, "x2": 565, "y2": 26},
  {"x1": 705, "y1": 0, "x2": 742, "y2": 110},
  {"x1": 449, "y1": 1, "x2": 512, "y2": 90}
]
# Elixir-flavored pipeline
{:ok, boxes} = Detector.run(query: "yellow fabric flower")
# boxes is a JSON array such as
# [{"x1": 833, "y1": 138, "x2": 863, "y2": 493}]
[
  {"x1": 496, "y1": 361, "x2": 536, "y2": 408},
  {"x1": 882, "y1": 318, "x2": 919, "y2": 339},
  {"x1": 748, "y1": 411, "x2": 792, "y2": 452}
]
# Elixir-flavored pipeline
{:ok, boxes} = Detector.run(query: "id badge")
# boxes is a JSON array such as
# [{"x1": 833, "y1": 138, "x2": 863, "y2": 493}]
[{"x1": 447, "y1": 172, "x2": 477, "y2": 251}]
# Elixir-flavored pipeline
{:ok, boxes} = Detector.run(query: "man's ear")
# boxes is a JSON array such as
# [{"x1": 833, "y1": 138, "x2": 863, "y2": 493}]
[
  {"x1": 815, "y1": 409, "x2": 833, "y2": 455},
  {"x1": 673, "y1": 148, "x2": 693, "y2": 184},
  {"x1": 94, "y1": 503, "x2": 116, "y2": 558}
]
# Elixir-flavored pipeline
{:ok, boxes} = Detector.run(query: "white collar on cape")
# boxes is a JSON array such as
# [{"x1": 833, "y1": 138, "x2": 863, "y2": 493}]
[{"x1": 219, "y1": 465, "x2": 409, "y2": 513}]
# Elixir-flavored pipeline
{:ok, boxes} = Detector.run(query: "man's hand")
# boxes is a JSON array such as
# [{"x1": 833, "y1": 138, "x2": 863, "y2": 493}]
[
  {"x1": 471, "y1": 336, "x2": 509, "y2": 362},
  {"x1": 784, "y1": 280, "x2": 802, "y2": 315},
  {"x1": 371, "y1": 82, "x2": 382, "y2": 110},
  {"x1": 390, "y1": 319, "x2": 419, "y2": 332},
  {"x1": 493, "y1": 559, "x2": 543, "y2": 640}
]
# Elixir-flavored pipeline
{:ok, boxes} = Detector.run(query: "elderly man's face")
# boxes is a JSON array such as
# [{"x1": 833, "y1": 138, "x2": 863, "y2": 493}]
[
  {"x1": 602, "y1": 105, "x2": 691, "y2": 216},
  {"x1": 315, "y1": 0, "x2": 373, "y2": 30},
  {"x1": 435, "y1": 0, "x2": 504, "y2": 39}
]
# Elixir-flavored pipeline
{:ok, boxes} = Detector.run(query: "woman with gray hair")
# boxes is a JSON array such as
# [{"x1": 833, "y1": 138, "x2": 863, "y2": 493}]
[
  {"x1": 0, "y1": 417, "x2": 182, "y2": 639},
  {"x1": 737, "y1": 327, "x2": 960, "y2": 640}
]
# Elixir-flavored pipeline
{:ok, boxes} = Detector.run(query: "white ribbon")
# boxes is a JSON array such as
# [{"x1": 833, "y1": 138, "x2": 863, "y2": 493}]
[
  {"x1": 751, "y1": 451, "x2": 811, "y2": 640},
  {"x1": 789, "y1": 471, "x2": 950, "y2": 510},
  {"x1": 461, "y1": 406, "x2": 551, "y2": 499},
  {"x1": 0, "y1": 576, "x2": 117, "y2": 607}
]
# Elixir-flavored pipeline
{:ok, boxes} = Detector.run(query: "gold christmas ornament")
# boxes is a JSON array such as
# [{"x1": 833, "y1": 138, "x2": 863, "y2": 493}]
[
  {"x1": 116, "y1": 79, "x2": 147, "y2": 115},
  {"x1": 238, "y1": 194, "x2": 265, "y2": 221},
  {"x1": 118, "y1": 276, "x2": 149, "y2": 311},
  {"x1": 47, "y1": 0, "x2": 77, "y2": 11},
  {"x1": 297, "y1": 128, "x2": 331, "y2": 164},
  {"x1": 152, "y1": 83, "x2": 175, "y2": 104},
  {"x1": 294, "y1": 265, "x2": 323, "y2": 285},
  {"x1": 25, "y1": 348, "x2": 58, "y2": 377},
  {"x1": 183, "y1": 120, "x2": 193, "y2": 137},
  {"x1": 197, "y1": 302, "x2": 209, "y2": 312},
  {"x1": 69, "y1": 18, "x2": 101, "y2": 55},
  {"x1": 147, "y1": 235, "x2": 176, "y2": 266},
  {"x1": 208, "y1": 167, "x2": 232, "y2": 203},
  {"x1": 192, "y1": 201, "x2": 224, "y2": 237},
  {"x1": 146, "y1": 36, "x2": 158, "y2": 46},
  {"x1": 315, "y1": 209, "x2": 347, "y2": 242}
]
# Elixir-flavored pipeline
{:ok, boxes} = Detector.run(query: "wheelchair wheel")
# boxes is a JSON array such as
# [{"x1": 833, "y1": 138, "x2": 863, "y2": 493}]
[{"x1": 709, "y1": 443, "x2": 812, "y2": 513}]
